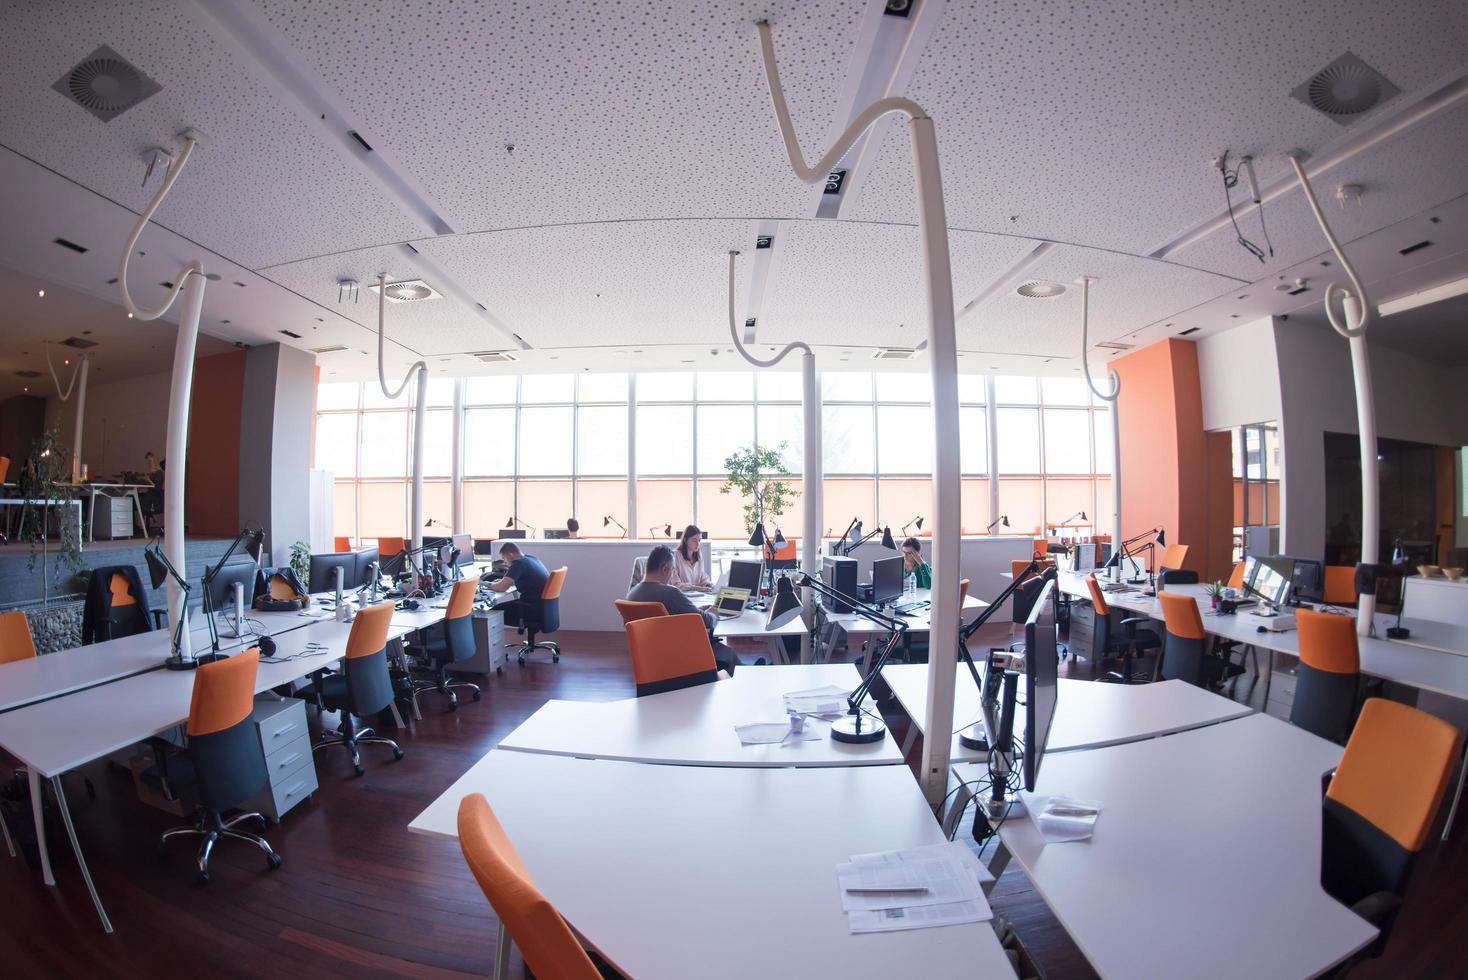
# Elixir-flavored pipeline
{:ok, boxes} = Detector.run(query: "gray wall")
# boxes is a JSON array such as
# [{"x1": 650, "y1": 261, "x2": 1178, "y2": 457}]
[{"x1": 239, "y1": 343, "x2": 316, "y2": 565}]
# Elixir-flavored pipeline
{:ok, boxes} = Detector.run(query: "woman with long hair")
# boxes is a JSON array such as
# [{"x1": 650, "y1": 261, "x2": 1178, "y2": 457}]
[{"x1": 669, "y1": 523, "x2": 713, "y2": 592}]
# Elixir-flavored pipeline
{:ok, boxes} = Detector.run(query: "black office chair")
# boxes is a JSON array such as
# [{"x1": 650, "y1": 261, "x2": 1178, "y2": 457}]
[
  {"x1": 1157, "y1": 569, "x2": 1198, "y2": 589},
  {"x1": 1291, "y1": 609, "x2": 1361, "y2": 744},
  {"x1": 149, "y1": 649, "x2": 282, "y2": 883},
  {"x1": 1085, "y1": 574, "x2": 1159, "y2": 683},
  {"x1": 82, "y1": 567, "x2": 155, "y2": 644},
  {"x1": 305, "y1": 602, "x2": 404, "y2": 776},
  {"x1": 516, "y1": 567, "x2": 567, "y2": 665},
  {"x1": 413, "y1": 578, "x2": 482, "y2": 711}
]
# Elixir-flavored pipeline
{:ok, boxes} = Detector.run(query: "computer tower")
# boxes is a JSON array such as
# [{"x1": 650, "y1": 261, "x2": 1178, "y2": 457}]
[{"x1": 822, "y1": 556, "x2": 859, "y2": 614}]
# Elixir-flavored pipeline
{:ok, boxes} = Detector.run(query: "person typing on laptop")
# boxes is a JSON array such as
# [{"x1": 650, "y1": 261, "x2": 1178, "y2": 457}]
[{"x1": 628, "y1": 545, "x2": 736, "y2": 674}]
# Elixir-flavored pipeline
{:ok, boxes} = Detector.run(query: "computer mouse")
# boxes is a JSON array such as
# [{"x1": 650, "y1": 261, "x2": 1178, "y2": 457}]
[{"x1": 1256, "y1": 625, "x2": 1267, "y2": 633}]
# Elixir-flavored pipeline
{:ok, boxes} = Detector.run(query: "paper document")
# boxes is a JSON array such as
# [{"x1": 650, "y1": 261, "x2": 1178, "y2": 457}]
[
  {"x1": 847, "y1": 900, "x2": 991, "y2": 934},
  {"x1": 1022, "y1": 793, "x2": 1102, "y2": 842},
  {"x1": 837, "y1": 840, "x2": 993, "y2": 933},
  {"x1": 734, "y1": 722, "x2": 820, "y2": 746},
  {"x1": 782, "y1": 685, "x2": 851, "y2": 719},
  {"x1": 849, "y1": 840, "x2": 995, "y2": 884}
]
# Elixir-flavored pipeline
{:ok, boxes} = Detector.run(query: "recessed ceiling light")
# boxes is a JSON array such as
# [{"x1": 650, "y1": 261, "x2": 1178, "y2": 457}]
[
  {"x1": 1015, "y1": 281, "x2": 1066, "y2": 299},
  {"x1": 37, "y1": 289, "x2": 44, "y2": 298},
  {"x1": 126, "y1": 313, "x2": 133, "y2": 319}
]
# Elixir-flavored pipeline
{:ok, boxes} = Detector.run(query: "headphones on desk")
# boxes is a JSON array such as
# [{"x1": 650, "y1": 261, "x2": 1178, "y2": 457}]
[
  {"x1": 257, "y1": 635, "x2": 277, "y2": 658},
  {"x1": 397, "y1": 598, "x2": 421, "y2": 611}
]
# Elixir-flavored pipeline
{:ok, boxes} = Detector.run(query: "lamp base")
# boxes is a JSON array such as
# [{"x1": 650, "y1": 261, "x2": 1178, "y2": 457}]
[
  {"x1": 1386, "y1": 626, "x2": 1411, "y2": 639},
  {"x1": 830, "y1": 713, "x2": 887, "y2": 744},
  {"x1": 164, "y1": 652, "x2": 226, "y2": 671},
  {"x1": 958, "y1": 723, "x2": 989, "y2": 752}
]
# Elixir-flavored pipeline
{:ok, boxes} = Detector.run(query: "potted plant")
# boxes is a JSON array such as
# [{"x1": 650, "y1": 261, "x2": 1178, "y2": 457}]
[
  {"x1": 289, "y1": 540, "x2": 311, "y2": 583},
  {"x1": 1204, "y1": 580, "x2": 1225, "y2": 610},
  {"x1": 720, "y1": 443, "x2": 797, "y2": 539}
]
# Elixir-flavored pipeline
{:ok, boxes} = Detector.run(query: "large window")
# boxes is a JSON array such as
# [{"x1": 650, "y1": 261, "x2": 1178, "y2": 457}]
[{"x1": 316, "y1": 370, "x2": 1112, "y2": 544}]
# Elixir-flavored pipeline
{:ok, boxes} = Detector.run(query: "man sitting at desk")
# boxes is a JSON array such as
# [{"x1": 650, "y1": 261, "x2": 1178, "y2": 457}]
[
  {"x1": 902, "y1": 537, "x2": 932, "y2": 589},
  {"x1": 627, "y1": 545, "x2": 736, "y2": 675},
  {"x1": 488, "y1": 541, "x2": 548, "y2": 629}
]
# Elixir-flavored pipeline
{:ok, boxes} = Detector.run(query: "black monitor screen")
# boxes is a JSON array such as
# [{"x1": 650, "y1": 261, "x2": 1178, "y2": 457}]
[
  {"x1": 872, "y1": 554, "x2": 903, "y2": 605},
  {"x1": 309, "y1": 552, "x2": 354, "y2": 594},
  {"x1": 1288, "y1": 557, "x2": 1323, "y2": 605},
  {"x1": 207, "y1": 559, "x2": 258, "y2": 613},
  {"x1": 728, "y1": 559, "x2": 762, "y2": 593},
  {"x1": 473, "y1": 538, "x2": 495, "y2": 556},
  {"x1": 353, "y1": 547, "x2": 379, "y2": 589},
  {"x1": 498, "y1": 529, "x2": 527, "y2": 540},
  {"x1": 1246, "y1": 555, "x2": 1293, "y2": 607},
  {"x1": 1024, "y1": 579, "x2": 1059, "y2": 793}
]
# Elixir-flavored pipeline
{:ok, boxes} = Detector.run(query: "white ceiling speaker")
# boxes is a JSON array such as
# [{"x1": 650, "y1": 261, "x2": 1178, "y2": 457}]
[
  {"x1": 51, "y1": 45, "x2": 161, "y2": 122},
  {"x1": 367, "y1": 278, "x2": 442, "y2": 303},
  {"x1": 1291, "y1": 52, "x2": 1399, "y2": 124},
  {"x1": 1015, "y1": 280, "x2": 1067, "y2": 299}
]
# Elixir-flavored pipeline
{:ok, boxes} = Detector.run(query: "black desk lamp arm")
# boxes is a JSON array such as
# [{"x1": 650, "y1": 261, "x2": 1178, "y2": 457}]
[{"x1": 797, "y1": 573, "x2": 908, "y2": 714}]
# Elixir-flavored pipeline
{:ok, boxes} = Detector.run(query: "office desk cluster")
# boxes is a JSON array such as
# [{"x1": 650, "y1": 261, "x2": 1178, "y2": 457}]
[
  {"x1": 412, "y1": 657, "x2": 1378, "y2": 977},
  {"x1": 0, "y1": 587, "x2": 513, "y2": 932}
]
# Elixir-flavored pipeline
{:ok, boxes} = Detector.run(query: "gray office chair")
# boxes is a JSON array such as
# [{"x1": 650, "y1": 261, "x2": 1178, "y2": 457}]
[
  {"x1": 304, "y1": 602, "x2": 404, "y2": 777},
  {"x1": 412, "y1": 579, "x2": 482, "y2": 711}
]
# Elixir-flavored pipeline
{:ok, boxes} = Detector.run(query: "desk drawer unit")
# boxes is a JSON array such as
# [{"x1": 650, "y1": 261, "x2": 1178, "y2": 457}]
[
  {"x1": 458, "y1": 608, "x2": 507, "y2": 675},
  {"x1": 1068, "y1": 601, "x2": 1096, "y2": 660},
  {"x1": 91, "y1": 494, "x2": 134, "y2": 540},
  {"x1": 247, "y1": 698, "x2": 318, "y2": 823}
]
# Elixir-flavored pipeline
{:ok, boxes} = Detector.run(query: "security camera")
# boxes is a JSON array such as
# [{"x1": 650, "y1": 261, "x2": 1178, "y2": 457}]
[{"x1": 1279, "y1": 314, "x2": 1289, "y2": 321}]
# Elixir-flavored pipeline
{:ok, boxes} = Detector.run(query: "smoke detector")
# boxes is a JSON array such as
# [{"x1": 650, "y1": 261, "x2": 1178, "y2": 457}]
[
  {"x1": 1015, "y1": 280, "x2": 1067, "y2": 299},
  {"x1": 52, "y1": 45, "x2": 161, "y2": 122},
  {"x1": 367, "y1": 278, "x2": 441, "y2": 303},
  {"x1": 472, "y1": 351, "x2": 518, "y2": 363},
  {"x1": 1291, "y1": 52, "x2": 1399, "y2": 123}
]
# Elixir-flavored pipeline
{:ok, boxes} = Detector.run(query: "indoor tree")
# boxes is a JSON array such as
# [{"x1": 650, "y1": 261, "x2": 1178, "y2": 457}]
[
  {"x1": 14, "y1": 428, "x2": 84, "y2": 608},
  {"x1": 721, "y1": 442, "x2": 798, "y2": 533}
]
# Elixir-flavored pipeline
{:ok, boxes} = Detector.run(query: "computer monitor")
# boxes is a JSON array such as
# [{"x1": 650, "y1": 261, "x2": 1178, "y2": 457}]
[
  {"x1": 452, "y1": 533, "x2": 474, "y2": 566},
  {"x1": 1023, "y1": 579, "x2": 1060, "y2": 793},
  {"x1": 871, "y1": 554, "x2": 903, "y2": 605},
  {"x1": 543, "y1": 528, "x2": 570, "y2": 539},
  {"x1": 206, "y1": 559, "x2": 258, "y2": 618},
  {"x1": 498, "y1": 528, "x2": 527, "y2": 539},
  {"x1": 1288, "y1": 557, "x2": 1324, "y2": 605},
  {"x1": 473, "y1": 538, "x2": 496, "y2": 556},
  {"x1": 1245, "y1": 555, "x2": 1292, "y2": 608},
  {"x1": 354, "y1": 547, "x2": 380, "y2": 589},
  {"x1": 308, "y1": 552, "x2": 354, "y2": 595},
  {"x1": 728, "y1": 559, "x2": 762, "y2": 594}
]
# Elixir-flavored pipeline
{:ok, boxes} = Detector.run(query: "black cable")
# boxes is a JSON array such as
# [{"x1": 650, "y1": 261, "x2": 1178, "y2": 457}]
[{"x1": 1219, "y1": 150, "x2": 1267, "y2": 263}]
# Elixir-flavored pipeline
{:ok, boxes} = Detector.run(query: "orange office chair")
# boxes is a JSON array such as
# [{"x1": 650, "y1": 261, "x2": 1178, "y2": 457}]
[
  {"x1": 1226, "y1": 562, "x2": 1246, "y2": 590},
  {"x1": 1157, "y1": 591, "x2": 1213, "y2": 687},
  {"x1": 625, "y1": 613, "x2": 721, "y2": 697},
  {"x1": 457, "y1": 794, "x2": 600, "y2": 980},
  {"x1": 1322, "y1": 699, "x2": 1461, "y2": 963},
  {"x1": 959, "y1": 578, "x2": 970, "y2": 604},
  {"x1": 1323, "y1": 565, "x2": 1357, "y2": 606},
  {"x1": 613, "y1": 599, "x2": 667, "y2": 625},
  {"x1": 0, "y1": 610, "x2": 38, "y2": 664},
  {"x1": 333, "y1": 535, "x2": 351, "y2": 552},
  {"x1": 377, "y1": 536, "x2": 406, "y2": 560},
  {"x1": 1291, "y1": 609, "x2": 1360, "y2": 743},
  {"x1": 1088, "y1": 573, "x2": 1160, "y2": 683},
  {"x1": 516, "y1": 567, "x2": 568, "y2": 665},
  {"x1": 413, "y1": 578, "x2": 482, "y2": 712},
  {"x1": 1158, "y1": 543, "x2": 1190, "y2": 573}
]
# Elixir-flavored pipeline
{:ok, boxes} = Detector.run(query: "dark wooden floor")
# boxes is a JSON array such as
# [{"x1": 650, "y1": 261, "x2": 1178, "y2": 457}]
[{"x1": 0, "y1": 627, "x2": 1462, "y2": 978}]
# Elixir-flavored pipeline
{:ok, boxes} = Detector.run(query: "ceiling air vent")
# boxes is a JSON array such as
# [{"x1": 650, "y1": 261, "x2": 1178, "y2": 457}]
[
  {"x1": 1015, "y1": 280, "x2": 1067, "y2": 299},
  {"x1": 1094, "y1": 340, "x2": 1133, "y2": 351},
  {"x1": 53, "y1": 237, "x2": 88, "y2": 254},
  {"x1": 16, "y1": 370, "x2": 42, "y2": 379},
  {"x1": 368, "y1": 279, "x2": 441, "y2": 303},
  {"x1": 61, "y1": 336, "x2": 98, "y2": 349},
  {"x1": 51, "y1": 45, "x2": 161, "y2": 122},
  {"x1": 873, "y1": 348, "x2": 917, "y2": 360},
  {"x1": 1398, "y1": 240, "x2": 1432, "y2": 256},
  {"x1": 1178, "y1": 327, "x2": 1201, "y2": 337},
  {"x1": 279, "y1": 329, "x2": 302, "y2": 339},
  {"x1": 1291, "y1": 52, "x2": 1399, "y2": 124},
  {"x1": 472, "y1": 351, "x2": 518, "y2": 364},
  {"x1": 309, "y1": 344, "x2": 349, "y2": 355}
]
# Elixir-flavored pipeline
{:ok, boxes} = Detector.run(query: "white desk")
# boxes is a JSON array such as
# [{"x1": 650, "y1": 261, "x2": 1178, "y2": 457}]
[
  {"x1": 0, "y1": 617, "x2": 412, "y2": 932},
  {"x1": 409, "y1": 751, "x2": 1012, "y2": 979},
  {"x1": 711, "y1": 604, "x2": 811, "y2": 663},
  {"x1": 823, "y1": 589, "x2": 989, "y2": 638},
  {"x1": 972, "y1": 713, "x2": 1375, "y2": 980},
  {"x1": 498, "y1": 664, "x2": 905, "y2": 767},
  {"x1": 882, "y1": 665, "x2": 1254, "y2": 763}
]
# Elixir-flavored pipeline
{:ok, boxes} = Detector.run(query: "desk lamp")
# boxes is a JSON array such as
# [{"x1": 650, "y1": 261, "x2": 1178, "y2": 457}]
[
  {"x1": 145, "y1": 539, "x2": 206, "y2": 670},
  {"x1": 770, "y1": 572, "x2": 908, "y2": 743},
  {"x1": 504, "y1": 515, "x2": 538, "y2": 536},
  {"x1": 602, "y1": 515, "x2": 627, "y2": 538},
  {"x1": 901, "y1": 516, "x2": 924, "y2": 536},
  {"x1": 200, "y1": 526, "x2": 264, "y2": 655},
  {"x1": 985, "y1": 515, "x2": 1010, "y2": 533}
]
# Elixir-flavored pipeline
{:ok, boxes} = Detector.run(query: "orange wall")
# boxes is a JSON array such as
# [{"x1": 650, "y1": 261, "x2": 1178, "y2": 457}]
[
  {"x1": 1113, "y1": 339, "x2": 1230, "y2": 578},
  {"x1": 185, "y1": 350, "x2": 246, "y2": 535}
]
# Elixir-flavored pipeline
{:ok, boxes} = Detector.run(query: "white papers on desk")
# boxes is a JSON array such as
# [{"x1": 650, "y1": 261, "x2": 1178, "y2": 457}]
[
  {"x1": 733, "y1": 722, "x2": 820, "y2": 746},
  {"x1": 1022, "y1": 793, "x2": 1101, "y2": 843},
  {"x1": 782, "y1": 685, "x2": 851, "y2": 719},
  {"x1": 838, "y1": 841, "x2": 993, "y2": 933}
]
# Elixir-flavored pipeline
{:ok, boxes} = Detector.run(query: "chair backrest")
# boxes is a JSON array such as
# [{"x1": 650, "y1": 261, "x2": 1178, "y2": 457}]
[
  {"x1": 628, "y1": 556, "x2": 647, "y2": 592},
  {"x1": 1322, "y1": 699, "x2": 1461, "y2": 910},
  {"x1": 1227, "y1": 561, "x2": 1246, "y2": 590},
  {"x1": 1291, "y1": 608, "x2": 1360, "y2": 743},
  {"x1": 1011, "y1": 560, "x2": 1034, "y2": 582},
  {"x1": 334, "y1": 535, "x2": 351, "y2": 552},
  {"x1": 534, "y1": 567, "x2": 567, "y2": 635},
  {"x1": 958, "y1": 578, "x2": 970, "y2": 604},
  {"x1": 457, "y1": 794, "x2": 601, "y2": 980},
  {"x1": 105, "y1": 570, "x2": 150, "y2": 639},
  {"x1": 446, "y1": 578, "x2": 477, "y2": 620},
  {"x1": 1085, "y1": 573, "x2": 1109, "y2": 615},
  {"x1": 109, "y1": 572, "x2": 137, "y2": 607},
  {"x1": 626, "y1": 613, "x2": 720, "y2": 697},
  {"x1": 343, "y1": 601, "x2": 397, "y2": 714},
  {"x1": 0, "y1": 610, "x2": 38, "y2": 664},
  {"x1": 1159, "y1": 543, "x2": 1189, "y2": 571},
  {"x1": 614, "y1": 599, "x2": 668, "y2": 625},
  {"x1": 377, "y1": 536, "x2": 406, "y2": 558},
  {"x1": 187, "y1": 649, "x2": 268, "y2": 809},
  {"x1": 442, "y1": 579, "x2": 479, "y2": 664},
  {"x1": 768, "y1": 539, "x2": 797, "y2": 564},
  {"x1": 1158, "y1": 569, "x2": 1199, "y2": 589},
  {"x1": 1157, "y1": 591, "x2": 1207, "y2": 685},
  {"x1": 1323, "y1": 565, "x2": 1357, "y2": 605},
  {"x1": 0, "y1": 455, "x2": 9, "y2": 483},
  {"x1": 1083, "y1": 574, "x2": 1115, "y2": 653}
]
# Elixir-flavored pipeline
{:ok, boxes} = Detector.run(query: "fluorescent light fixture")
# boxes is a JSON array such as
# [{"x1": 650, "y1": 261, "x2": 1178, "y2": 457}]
[{"x1": 1376, "y1": 275, "x2": 1468, "y2": 317}]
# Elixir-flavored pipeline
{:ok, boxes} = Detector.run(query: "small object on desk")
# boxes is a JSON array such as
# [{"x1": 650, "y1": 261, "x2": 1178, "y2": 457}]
[
  {"x1": 845, "y1": 886, "x2": 929, "y2": 896},
  {"x1": 783, "y1": 684, "x2": 852, "y2": 719},
  {"x1": 1023, "y1": 794, "x2": 1101, "y2": 843},
  {"x1": 838, "y1": 840, "x2": 994, "y2": 932},
  {"x1": 734, "y1": 721, "x2": 819, "y2": 745}
]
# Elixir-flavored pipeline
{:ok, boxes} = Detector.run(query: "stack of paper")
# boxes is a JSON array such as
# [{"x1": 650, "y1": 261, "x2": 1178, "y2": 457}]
[
  {"x1": 782, "y1": 684, "x2": 851, "y2": 719},
  {"x1": 1022, "y1": 794, "x2": 1102, "y2": 843},
  {"x1": 733, "y1": 721, "x2": 820, "y2": 746},
  {"x1": 836, "y1": 841, "x2": 994, "y2": 934}
]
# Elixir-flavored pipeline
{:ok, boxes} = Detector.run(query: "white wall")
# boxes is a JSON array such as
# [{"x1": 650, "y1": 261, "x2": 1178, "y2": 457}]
[
  {"x1": 45, "y1": 369, "x2": 169, "y2": 478},
  {"x1": 1196, "y1": 316, "x2": 1281, "y2": 432}
]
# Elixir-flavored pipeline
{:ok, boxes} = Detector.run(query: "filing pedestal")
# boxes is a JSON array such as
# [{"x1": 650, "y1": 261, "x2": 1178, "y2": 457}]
[
  {"x1": 247, "y1": 697, "x2": 318, "y2": 823},
  {"x1": 457, "y1": 608, "x2": 508, "y2": 675}
]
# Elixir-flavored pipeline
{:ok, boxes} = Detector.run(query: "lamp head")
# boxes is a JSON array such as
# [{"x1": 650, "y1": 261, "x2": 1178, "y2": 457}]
[
  {"x1": 1002, "y1": 515, "x2": 1010, "y2": 527},
  {"x1": 603, "y1": 515, "x2": 612, "y2": 527},
  {"x1": 765, "y1": 574, "x2": 804, "y2": 629},
  {"x1": 245, "y1": 528, "x2": 265, "y2": 563},
  {"x1": 881, "y1": 527, "x2": 896, "y2": 550},
  {"x1": 144, "y1": 544, "x2": 169, "y2": 590},
  {"x1": 772, "y1": 528, "x2": 786, "y2": 548},
  {"x1": 505, "y1": 515, "x2": 514, "y2": 526},
  {"x1": 748, "y1": 523, "x2": 767, "y2": 547},
  {"x1": 663, "y1": 523, "x2": 673, "y2": 537},
  {"x1": 916, "y1": 516, "x2": 924, "y2": 531},
  {"x1": 1156, "y1": 528, "x2": 1166, "y2": 546}
]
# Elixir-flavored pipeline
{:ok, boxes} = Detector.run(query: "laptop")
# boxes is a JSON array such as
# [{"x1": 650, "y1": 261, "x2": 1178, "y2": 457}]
[{"x1": 712, "y1": 587, "x2": 752, "y2": 619}]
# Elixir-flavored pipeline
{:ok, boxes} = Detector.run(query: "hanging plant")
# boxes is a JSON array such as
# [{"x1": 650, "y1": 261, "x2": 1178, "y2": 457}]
[{"x1": 14, "y1": 429, "x2": 84, "y2": 606}]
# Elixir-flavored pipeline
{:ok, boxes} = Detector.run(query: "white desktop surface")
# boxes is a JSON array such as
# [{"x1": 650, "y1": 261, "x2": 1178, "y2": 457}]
[
  {"x1": 409, "y1": 751, "x2": 1011, "y2": 979},
  {"x1": 974, "y1": 712, "x2": 1374, "y2": 980},
  {"x1": 824, "y1": 589, "x2": 988, "y2": 636},
  {"x1": 0, "y1": 623, "x2": 205, "y2": 713},
  {"x1": 496, "y1": 664, "x2": 904, "y2": 767},
  {"x1": 882, "y1": 666, "x2": 1253, "y2": 762},
  {"x1": 0, "y1": 618, "x2": 407, "y2": 777}
]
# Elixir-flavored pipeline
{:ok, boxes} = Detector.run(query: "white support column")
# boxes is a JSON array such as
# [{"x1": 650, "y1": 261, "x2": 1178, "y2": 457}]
[
  {"x1": 451, "y1": 376, "x2": 464, "y2": 532},
  {"x1": 986, "y1": 375, "x2": 999, "y2": 524},
  {"x1": 70, "y1": 355, "x2": 90, "y2": 483},
  {"x1": 801, "y1": 351, "x2": 823, "y2": 663},
  {"x1": 1346, "y1": 299, "x2": 1378, "y2": 635},
  {"x1": 627, "y1": 374, "x2": 638, "y2": 536},
  {"x1": 164, "y1": 270, "x2": 207, "y2": 661},
  {"x1": 1110, "y1": 370, "x2": 1122, "y2": 549},
  {"x1": 411, "y1": 368, "x2": 427, "y2": 554}
]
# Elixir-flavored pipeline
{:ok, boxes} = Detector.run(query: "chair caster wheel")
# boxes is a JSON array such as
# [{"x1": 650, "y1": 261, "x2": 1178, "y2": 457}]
[
  {"x1": 267, "y1": 852, "x2": 283, "y2": 871},
  {"x1": 447, "y1": 700, "x2": 458, "y2": 712},
  {"x1": 496, "y1": 666, "x2": 504, "y2": 675},
  {"x1": 198, "y1": 870, "x2": 210, "y2": 884},
  {"x1": 517, "y1": 656, "x2": 525, "y2": 666},
  {"x1": 472, "y1": 690, "x2": 482, "y2": 701},
  {"x1": 552, "y1": 654, "x2": 559, "y2": 663},
  {"x1": 393, "y1": 748, "x2": 405, "y2": 761},
  {"x1": 354, "y1": 765, "x2": 365, "y2": 777}
]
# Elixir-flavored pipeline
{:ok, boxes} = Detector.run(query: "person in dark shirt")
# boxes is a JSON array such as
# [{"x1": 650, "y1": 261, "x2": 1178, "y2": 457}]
[
  {"x1": 627, "y1": 545, "x2": 736, "y2": 675},
  {"x1": 489, "y1": 541, "x2": 549, "y2": 628}
]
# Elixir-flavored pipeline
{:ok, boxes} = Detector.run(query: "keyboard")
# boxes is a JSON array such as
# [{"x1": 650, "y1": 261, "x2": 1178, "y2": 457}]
[{"x1": 892, "y1": 600, "x2": 929, "y2": 615}]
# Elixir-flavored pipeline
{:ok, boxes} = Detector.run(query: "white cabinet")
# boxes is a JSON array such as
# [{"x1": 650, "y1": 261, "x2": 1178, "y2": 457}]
[{"x1": 246, "y1": 697, "x2": 318, "y2": 823}]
